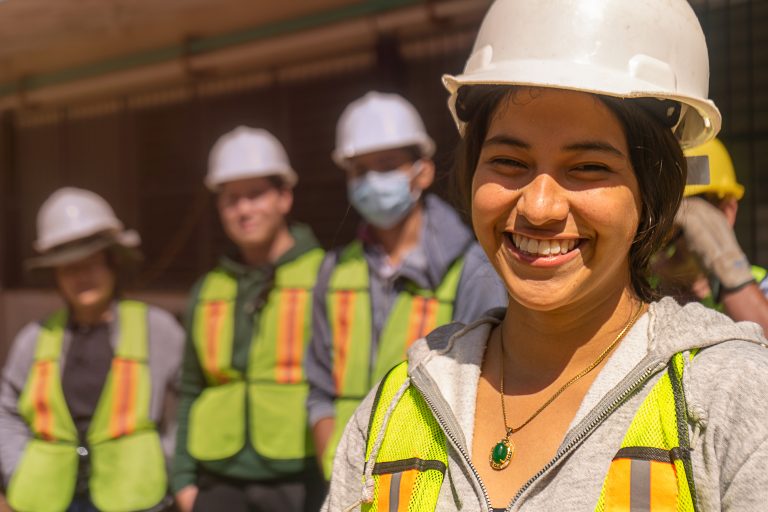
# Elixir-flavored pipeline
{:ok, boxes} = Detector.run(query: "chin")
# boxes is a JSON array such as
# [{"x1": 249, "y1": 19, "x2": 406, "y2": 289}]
[{"x1": 73, "y1": 292, "x2": 108, "y2": 309}]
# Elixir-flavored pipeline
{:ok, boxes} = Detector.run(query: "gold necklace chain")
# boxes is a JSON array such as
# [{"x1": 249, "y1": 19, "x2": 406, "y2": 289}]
[{"x1": 489, "y1": 303, "x2": 645, "y2": 470}]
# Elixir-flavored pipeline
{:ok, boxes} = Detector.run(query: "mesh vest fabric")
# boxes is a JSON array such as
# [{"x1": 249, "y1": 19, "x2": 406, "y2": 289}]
[
  {"x1": 596, "y1": 350, "x2": 697, "y2": 512},
  {"x1": 7, "y1": 301, "x2": 167, "y2": 512},
  {"x1": 363, "y1": 362, "x2": 447, "y2": 512},
  {"x1": 364, "y1": 354, "x2": 699, "y2": 512},
  {"x1": 188, "y1": 248, "x2": 323, "y2": 462},
  {"x1": 324, "y1": 240, "x2": 463, "y2": 476}
]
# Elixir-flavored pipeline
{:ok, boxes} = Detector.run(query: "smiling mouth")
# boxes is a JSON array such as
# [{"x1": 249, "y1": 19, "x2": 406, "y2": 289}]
[{"x1": 507, "y1": 233, "x2": 580, "y2": 257}]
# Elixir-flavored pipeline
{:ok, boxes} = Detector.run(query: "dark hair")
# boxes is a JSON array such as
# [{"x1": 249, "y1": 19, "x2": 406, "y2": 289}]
[{"x1": 452, "y1": 86, "x2": 686, "y2": 302}]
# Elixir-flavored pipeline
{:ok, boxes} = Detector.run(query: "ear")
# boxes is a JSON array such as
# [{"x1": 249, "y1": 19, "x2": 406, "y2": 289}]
[
  {"x1": 413, "y1": 159, "x2": 435, "y2": 191},
  {"x1": 719, "y1": 197, "x2": 738, "y2": 227},
  {"x1": 278, "y1": 187, "x2": 294, "y2": 216}
]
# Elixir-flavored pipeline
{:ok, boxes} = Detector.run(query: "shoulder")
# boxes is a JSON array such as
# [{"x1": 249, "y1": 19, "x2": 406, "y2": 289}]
[
  {"x1": 145, "y1": 305, "x2": 183, "y2": 334},
  {"x1": 2, "y1": 320, "x2": 46, "y2": 380},
  {"x1": 685, "y1": 338, "x2": 768, "y2": 417},
  {"x1": 408, "y1": 311, "x2": 502, "y2": 368}
]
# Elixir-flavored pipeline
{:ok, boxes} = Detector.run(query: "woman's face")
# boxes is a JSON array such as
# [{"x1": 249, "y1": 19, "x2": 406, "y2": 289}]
[
  {"x1": 471, "y1": 88, "x2": 641, "y2": 311},
  {"x1": 55, "y1": 250, "x2": 116, "y2": 312}
]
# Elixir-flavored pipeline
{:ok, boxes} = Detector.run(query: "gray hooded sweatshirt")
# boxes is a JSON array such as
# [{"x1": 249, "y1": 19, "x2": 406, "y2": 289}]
[{"x1": 324, "y1": 298, "x2": 768, "y2": 511}]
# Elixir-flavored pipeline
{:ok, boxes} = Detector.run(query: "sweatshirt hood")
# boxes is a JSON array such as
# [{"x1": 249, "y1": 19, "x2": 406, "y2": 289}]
[{"x1": 407, "y1": 297, "x2": 766, "y2": 377}]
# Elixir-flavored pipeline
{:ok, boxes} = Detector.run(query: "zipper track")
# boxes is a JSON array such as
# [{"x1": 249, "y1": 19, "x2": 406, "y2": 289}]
[
  {"x1": 420, "y1": 388, "x2": 495, "y2": 511},
  {"x1": 414, "y1": 358, "x2": 663, "y2": 511},
  {"x1": 507, "y1": 365, "x2": 659, "y2": 509}
]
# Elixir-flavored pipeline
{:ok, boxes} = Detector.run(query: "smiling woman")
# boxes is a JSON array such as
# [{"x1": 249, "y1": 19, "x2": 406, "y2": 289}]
[{"x1": 323, "y1": 1, "x2": 768, "y2": 511}]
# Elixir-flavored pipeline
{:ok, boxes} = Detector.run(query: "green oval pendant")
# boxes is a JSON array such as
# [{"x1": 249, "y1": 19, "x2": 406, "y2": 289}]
[{"x1": 489, "y1": 437, "x2": 513, "y2": 470}]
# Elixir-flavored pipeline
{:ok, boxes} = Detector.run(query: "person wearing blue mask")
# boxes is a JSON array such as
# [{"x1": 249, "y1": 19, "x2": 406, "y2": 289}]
[{"x1": 305, "y1": 91, "x2": 507, "y2": 477}]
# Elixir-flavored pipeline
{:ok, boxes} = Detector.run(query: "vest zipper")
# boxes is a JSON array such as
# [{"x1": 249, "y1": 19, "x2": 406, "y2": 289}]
[
  {"x1": 506, "y1": 363, "x2": 663, "y2": 510},
  {"x1": 415, "y1": 376, "x2": 495, "y2": 511}
]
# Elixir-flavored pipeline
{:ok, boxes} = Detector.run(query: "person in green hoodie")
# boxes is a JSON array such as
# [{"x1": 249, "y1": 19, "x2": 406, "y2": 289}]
[{"x1": 172, "y1": 127, "x2": 325, "y2": 512}]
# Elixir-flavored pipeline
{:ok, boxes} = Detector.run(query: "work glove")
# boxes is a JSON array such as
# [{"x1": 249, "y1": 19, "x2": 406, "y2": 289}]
[{"x1": 675, "y1": 196, "x2": 754, "y2": 291}]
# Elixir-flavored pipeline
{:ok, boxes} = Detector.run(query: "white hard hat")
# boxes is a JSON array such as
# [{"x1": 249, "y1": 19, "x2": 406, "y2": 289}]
[
  {"x1": 206, "y1": 126, "x2": 298, "y2": 191},
  {"x1": 443, "y1": 0, "x2": 721, "y2": 148},
  {"x1": 332, "y1": 91, "x2": 436, "y2": 168},
  {"x1": 34, "y1": 187, "x2": 139, "y2": 253}
]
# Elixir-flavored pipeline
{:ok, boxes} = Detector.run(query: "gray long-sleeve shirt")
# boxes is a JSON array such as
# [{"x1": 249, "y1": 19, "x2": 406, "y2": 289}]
[
  {"x1": 305, "y1": 194, "x2": 507, "y2": 427},
  {"x1": 0, "y1": 301, "x2": 184, "y2": 487}
]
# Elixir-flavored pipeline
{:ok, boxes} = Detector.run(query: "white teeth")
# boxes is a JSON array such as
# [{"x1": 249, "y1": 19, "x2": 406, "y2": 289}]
[{"x1": 509, "y1": 233, "x2": 578, "y2": 257}]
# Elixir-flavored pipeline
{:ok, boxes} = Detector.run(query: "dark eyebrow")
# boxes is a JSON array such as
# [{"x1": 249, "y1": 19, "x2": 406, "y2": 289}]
[
  {"x1": 483, "y1": 135, "x2": 531, "y2": 149},
  {"x1": 563, "y1": 141, "x2": 625, "y2": 158}
]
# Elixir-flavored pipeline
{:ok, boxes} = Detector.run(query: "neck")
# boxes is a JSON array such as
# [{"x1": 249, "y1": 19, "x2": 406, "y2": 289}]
[
  {"x1": 240, "y1": 225, "x2": 295, "y2": 267},
  {"x1": 370, "y1": 202, "x2": 424, "y2": 266},
  {"x1": 72, "y1": 301, "x2": 114, "y2": 326},
  {"x1": 500, "y1": 287, "x2": 643, "y2": 387}
]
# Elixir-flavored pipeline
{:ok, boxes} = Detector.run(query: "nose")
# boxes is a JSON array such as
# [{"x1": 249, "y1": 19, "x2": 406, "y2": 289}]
[
  {"x1": 516, "y1": 173, "x2": 569, "y2": 226},
  {"x1": 233, "y1": 196, "x2": 254, "y2": 216}
]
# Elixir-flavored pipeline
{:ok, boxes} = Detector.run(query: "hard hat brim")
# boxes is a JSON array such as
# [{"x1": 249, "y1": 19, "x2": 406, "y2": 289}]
[
  {"x1": 26, "y1": 231, "x2": 142, "y2": 270},
  {"x1": 205, "y1": 168, "x2": 298, "y2": 191},
  {"x1": 442, "y1": 64, "x2": 721, "y2": 148}
]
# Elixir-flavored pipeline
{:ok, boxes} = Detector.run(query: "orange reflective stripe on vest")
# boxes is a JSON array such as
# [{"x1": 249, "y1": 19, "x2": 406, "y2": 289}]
[
  {"x1": 374, "y1": 469, "x2": 419, "y2": 512},
  {"x1": 202, "y1": 299, "x2": 235, "y2": 384},
  {"x1": 405, "y1": 296, "x2": 439, "y2": 346},
  {"x1": 331, "y1": 289, "x2": 358, "y2": 392},
  {"x1": 275, "y1": 288, "x2": 309, "y2": 384},
  {"x1": 603, "y1": 448, "x2": 679, "y2": 511},
  {"x1": 32, "y1": 360, "x2": 56, "y2": 441},
  {"x1": 108, "y1": 357, "x2": 139, "y2": 438}
]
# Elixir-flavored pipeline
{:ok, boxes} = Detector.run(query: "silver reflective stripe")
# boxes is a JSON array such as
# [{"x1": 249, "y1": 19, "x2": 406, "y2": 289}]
[
  {"x1": 630, "y1": 459, "x2": 651, "y2": 511},
  {"x1": 389, "y1": 471, "x2": 403, "y2": 512},
  {"x1": 686, "y1": 155, "x2": 710, "y2": 185}
]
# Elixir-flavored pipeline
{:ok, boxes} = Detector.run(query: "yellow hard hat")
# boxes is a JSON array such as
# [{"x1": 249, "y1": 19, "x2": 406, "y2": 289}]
[{"x1": 684, "y1": 138, "x2": 744, "y2": 200}]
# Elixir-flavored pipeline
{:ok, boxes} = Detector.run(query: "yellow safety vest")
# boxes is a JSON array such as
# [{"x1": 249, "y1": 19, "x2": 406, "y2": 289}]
[
  {"x1": 7, "y1": 301, "x2": 167, "y2": 512},
  {"x1": 323, "y1": 240, "x2": 463, "y2": 477},
  {"x1": 364, "y1": 353, "x2": 698, "y2": 512},
  {"x1": 187, "y1": 248, "x2": 323, "y2": 463}
]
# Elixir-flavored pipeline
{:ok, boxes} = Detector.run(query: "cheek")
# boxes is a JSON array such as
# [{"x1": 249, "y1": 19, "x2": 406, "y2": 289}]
[
  {"x1": 471, "y1": 173, "x2": 514, "y2": 230},
  {"x1": 582, "y1": 187, "x2": 641, "y2": 245}
]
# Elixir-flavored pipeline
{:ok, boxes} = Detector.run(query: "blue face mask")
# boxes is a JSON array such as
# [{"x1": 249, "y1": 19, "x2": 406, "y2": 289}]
[{"x1": 347, "y1": 164, "x2": 422, "y2": 229}]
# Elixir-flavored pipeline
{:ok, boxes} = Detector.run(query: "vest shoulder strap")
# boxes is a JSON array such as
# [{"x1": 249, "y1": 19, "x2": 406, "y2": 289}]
[
  {"x1": 752, "y1": 265, "x2": 767, "y2": 284},
  {"x1": 198, "y1": 268, "x2": 238, "y2": 302},
  {"x1": 115, "y1": 300, "x2": 148, "y2": 360},
  {"x1": 434, "y1": 257, "x2": 464, "y2": 302},
  {"x1": 275, "y1": 248, "x2": 325, "y2": 289},
  {"x1": 329, "y1": 241, "x2": 369, "y2": 290},
  {"x1": 595, "y1": 350, "x2": 698, "y2": 512},
  {"x1": 363, "y1": 362, "x2": 447, "y2": 511},
  {"x1": 35, "y1": 310, "x2": 68, "y2": 361}
]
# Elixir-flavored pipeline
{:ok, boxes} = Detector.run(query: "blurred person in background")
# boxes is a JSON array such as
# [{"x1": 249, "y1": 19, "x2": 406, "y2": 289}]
[
  {"x1": 305, "y1": 91, "x2": 507, "y2": 477},
  {"x1": 0, "y1": 187, "x2": 183, "y2": 512},
  {"x1": 172, "y1": 127, "x2": 326, "y2": 512},
  {"x1": 652, "y1": 138, "x2": 768, "y2": 333}
]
